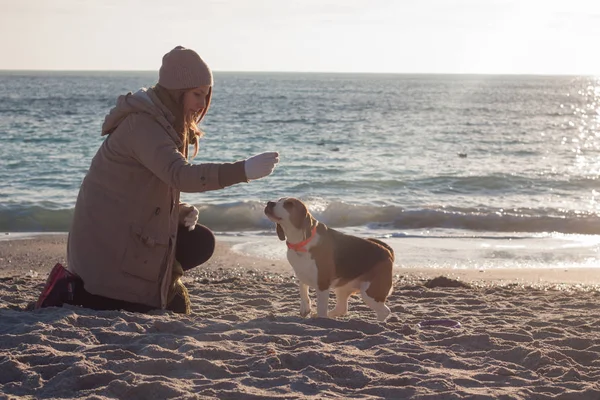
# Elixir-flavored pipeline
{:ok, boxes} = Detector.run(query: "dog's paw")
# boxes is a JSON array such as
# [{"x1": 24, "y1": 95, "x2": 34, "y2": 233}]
[
  {"x1": 299, "y1": 301, "x2": 312, "y2": 318},
  {"x1": 376, "y1": 305, "x2": 392, "y2": 322}
]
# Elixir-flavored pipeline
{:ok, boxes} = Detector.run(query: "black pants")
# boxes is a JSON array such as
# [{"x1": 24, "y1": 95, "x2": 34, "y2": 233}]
[{"x1": 67, "y1": 224, "x2": 215, "y2": 313}]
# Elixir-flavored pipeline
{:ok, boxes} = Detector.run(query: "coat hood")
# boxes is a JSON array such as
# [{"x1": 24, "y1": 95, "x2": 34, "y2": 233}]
[{"x1": 101, "y1": 88, "x2": 175, "y2": 136}]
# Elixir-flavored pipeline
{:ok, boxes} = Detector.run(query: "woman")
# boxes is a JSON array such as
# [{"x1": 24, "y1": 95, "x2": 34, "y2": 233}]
[{"x1": 35, "y1": 46, "x2": 279, "y2": 314}]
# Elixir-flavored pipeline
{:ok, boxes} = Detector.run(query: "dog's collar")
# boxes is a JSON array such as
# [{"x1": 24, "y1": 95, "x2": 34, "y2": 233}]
[{"x1": 286, "y1": 225, "x2": 318, "y2": 253}]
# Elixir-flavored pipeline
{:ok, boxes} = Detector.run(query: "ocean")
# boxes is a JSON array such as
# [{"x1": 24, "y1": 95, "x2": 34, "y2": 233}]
[{"x1": 1, "y1": 71, "x2": 599, "y2": 270}]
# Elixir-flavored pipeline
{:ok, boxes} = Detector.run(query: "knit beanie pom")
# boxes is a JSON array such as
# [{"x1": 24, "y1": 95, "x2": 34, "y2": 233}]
[{"x1": 158, "y1": 46, "x2": 213, "y2": 90}]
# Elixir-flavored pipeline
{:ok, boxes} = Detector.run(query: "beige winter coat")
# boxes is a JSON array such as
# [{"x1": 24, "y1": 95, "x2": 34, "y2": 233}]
[{"x1": 67, "y1": 88, "x2": 246, "y2": 309}]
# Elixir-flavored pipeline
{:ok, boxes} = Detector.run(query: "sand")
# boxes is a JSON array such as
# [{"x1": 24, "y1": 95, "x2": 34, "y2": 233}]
[{"x1": 1, "y1": 234, "x2": 600, "y2": 399}]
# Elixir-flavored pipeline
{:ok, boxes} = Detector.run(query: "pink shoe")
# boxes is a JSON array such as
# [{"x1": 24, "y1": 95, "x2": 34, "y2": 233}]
[{"x1": 34, "y1": 263, "x2": 75, "y2": 309}]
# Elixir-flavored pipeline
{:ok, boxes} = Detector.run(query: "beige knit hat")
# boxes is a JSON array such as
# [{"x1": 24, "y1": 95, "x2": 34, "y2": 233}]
[{"x1": 158, "y1": 46, "x2": 213, "y2": 90}]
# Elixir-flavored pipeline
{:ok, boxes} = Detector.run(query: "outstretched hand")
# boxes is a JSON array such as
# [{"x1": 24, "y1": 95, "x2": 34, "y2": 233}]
[{"x1": 244, "y1": 152, "x2": 280, "y2": 180}]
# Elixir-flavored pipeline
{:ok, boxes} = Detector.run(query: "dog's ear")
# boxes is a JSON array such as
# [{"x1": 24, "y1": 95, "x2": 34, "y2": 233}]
[
  {"x1": 276, "y1": 224, "x2": 286, "y2": 241},
  {"x1": 303, "y1": 214, "x2": 315, "y2": 240}
]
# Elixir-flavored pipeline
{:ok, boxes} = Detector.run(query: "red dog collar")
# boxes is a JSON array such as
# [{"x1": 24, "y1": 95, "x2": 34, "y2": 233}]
[{"x1": 286, "y1": 225, "x2": 318, "y2": 252}]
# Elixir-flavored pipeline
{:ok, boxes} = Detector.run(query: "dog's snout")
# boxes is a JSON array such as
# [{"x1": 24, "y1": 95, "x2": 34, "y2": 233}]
[{"x1": 264, "y1": 201, "x2": 276, "y2": 217}]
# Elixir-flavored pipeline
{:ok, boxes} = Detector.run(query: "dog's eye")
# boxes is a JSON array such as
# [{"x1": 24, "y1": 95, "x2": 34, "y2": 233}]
[{"x1": 283, "y1": 200, "x2": 293, "y2": 208}]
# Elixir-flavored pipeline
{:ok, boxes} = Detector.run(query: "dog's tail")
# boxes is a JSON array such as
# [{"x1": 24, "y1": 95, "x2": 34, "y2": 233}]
[{"x1": 368, "y1": 238, "x2": 395, "y2": 262}]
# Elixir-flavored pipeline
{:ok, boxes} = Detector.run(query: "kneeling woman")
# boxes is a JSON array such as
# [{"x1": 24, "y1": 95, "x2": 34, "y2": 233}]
[{"x1": 36, "y1": 46, "x2": 279, "y2": 314}]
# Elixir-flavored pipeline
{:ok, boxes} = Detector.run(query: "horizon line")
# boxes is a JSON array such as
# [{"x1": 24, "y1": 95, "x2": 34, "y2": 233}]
[{"x1": 0, "y1": 69, "x2": 597, "y2": 78}]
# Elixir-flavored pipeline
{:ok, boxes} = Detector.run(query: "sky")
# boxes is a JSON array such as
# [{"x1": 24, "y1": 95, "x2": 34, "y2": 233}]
[{"x1": 0, "y1": 0, "x2": 599, "y2": 74}]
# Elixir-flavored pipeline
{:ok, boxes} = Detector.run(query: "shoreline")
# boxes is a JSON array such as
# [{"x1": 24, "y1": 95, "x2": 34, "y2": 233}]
[{"x1": 1, "y1": 233, "x2": 600, "y2": 289}]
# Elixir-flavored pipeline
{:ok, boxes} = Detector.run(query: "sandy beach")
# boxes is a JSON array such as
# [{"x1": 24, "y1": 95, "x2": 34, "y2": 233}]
[{"x1": 1, "y1": 234, "x2": 600, "y2": 399}]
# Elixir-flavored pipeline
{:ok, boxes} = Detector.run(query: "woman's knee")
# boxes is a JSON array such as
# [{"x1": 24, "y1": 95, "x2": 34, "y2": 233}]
[{"x1": 176, "y1": 224, "x2": 215, "y2": 270}]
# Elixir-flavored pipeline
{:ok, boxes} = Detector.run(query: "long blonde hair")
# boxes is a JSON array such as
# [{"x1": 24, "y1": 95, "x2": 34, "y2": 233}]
[
  {"x1": 153, "y1": 84, "x2": 212, "y2": 160},
  {"x1": 181, "y1": 86, "x2": 212, "y2": 159}
]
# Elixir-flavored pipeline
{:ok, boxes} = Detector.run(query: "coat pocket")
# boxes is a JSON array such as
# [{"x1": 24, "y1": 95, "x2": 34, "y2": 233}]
[{"x1": 120, "y1": 224, "x2": 171, "y2": 282}]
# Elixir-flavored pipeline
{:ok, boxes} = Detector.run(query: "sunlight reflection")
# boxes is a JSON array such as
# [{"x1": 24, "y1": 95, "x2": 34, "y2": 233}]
[
  {"x1": 553, "y1": 77, "x2": 600, "y2": 216},
  {"x1": 567, "y1": 77, "x2": 600, "y2": 182}
]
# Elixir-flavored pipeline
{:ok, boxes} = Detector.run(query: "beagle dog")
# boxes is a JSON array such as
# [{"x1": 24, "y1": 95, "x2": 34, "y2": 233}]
[{"x1": 264, "y1": 197, "x2": 394, "y2": 321}]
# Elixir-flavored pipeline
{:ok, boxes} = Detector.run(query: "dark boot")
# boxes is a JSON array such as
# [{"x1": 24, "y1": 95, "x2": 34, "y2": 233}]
[{"x1": 166, "y1": 279, "x2": 191, "y2": 314}]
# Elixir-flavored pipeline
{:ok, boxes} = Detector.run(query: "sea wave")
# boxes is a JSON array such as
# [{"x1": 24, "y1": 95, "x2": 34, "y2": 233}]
[{"x1": 2, "y1": 201, "x2": 599, "y2": 235}]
